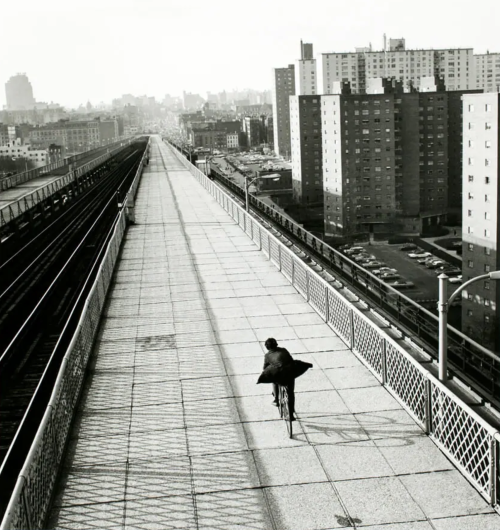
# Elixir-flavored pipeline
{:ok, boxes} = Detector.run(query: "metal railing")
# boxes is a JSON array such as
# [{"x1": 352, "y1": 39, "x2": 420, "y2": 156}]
[
  {"x1": 204, "y1": 159, "x2": 500, "y2": 406},
  {"x1": 0, "y1": 144, "x2": 149, "y2": 530},
  {"x1": 167, "y1": 140, "x2": 500, "y2": 508},
  {"x1": 0, "y1": 138, "x2": 136, "y2": 226}
]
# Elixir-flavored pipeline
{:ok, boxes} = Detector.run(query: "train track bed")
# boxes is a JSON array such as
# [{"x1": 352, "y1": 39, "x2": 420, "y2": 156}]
[{"x1": 0, "y1": 139, "x2": 148, "y2": 518}]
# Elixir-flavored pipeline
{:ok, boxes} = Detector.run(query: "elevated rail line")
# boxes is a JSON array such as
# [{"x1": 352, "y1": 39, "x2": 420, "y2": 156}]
[
  {"x1": 168, "y1": 140, "x2": 500, "y2": 409},
  {"x1": 0, "y1": 140, "x2": 148, "y2": 517}
]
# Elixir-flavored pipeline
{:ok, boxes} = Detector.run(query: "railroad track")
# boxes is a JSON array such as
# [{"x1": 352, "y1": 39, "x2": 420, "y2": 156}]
[{"x1": 0, "y1": 140, "x2": 147, "y2": 517}]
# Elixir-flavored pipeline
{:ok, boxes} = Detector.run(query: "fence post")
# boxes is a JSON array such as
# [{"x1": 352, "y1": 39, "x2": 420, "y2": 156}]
[
  {"x1": 258, "y1": 226, "x2": 262, "y2": 251},
  {"x1": 424, "y1": 378, "x2": 432, "y2": 435},
  {"x1": 278, "y1": 245, "x2": 282, "y2": 271},
  {"x1": 325, "y1": 287, "x2": 329, "y2": 323},
  {"x1": 381, "y1": 338, "x2": 387, "y2": 385},
  {"x1": 306, "y1": 271, "x2": 310, "y2": 302},
  {"x1": 349, "y1": 309, "x2": 355, "y2": 350},
  {"x1": 291, "y1": 258, "x2": 295, "y2": 285},
  {"x1": 489, "y1": 436, "x2": 497, "y2": 506}
]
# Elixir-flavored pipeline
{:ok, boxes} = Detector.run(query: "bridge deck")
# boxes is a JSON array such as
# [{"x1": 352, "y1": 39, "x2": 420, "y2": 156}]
[{"x1": 47, "y1": 137, "x2": 500, "y2": 529}]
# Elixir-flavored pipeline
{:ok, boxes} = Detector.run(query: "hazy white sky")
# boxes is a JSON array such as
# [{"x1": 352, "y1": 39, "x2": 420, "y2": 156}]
[{"x1": 1, "y1": 0, "x2": 499, "y2": 108}]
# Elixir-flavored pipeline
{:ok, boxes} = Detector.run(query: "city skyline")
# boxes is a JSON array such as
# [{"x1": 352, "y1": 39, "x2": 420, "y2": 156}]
[{"x1": 1, "y1": 0, "x2": 499, "y2": 108}]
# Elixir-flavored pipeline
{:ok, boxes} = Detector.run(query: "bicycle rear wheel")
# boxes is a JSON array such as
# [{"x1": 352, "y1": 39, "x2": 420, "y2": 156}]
[{"x1": 279, "y1": 385, "x2": 293, "y2": 438}]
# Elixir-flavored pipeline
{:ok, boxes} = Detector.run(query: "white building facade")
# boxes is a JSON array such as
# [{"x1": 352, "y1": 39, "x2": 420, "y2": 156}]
[{"x1": 461, "y1": 92, "x2": 500, "y2": 350}]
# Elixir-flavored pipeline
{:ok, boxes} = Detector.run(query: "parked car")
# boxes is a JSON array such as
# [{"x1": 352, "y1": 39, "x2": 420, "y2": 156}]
[
  {"x1": 345, "y1": 246, "x2": 364, "y2": 255},
  {"x1": 380, "y1": 272, "x2": 401, "y2": 281},
  {"x1": 449, "y1": 275, "x2": 463, "y2": 284},
  {"x1": 408, "y1": 251, "x2": 432, "y2": 259},
  {"x1": 373, "y1": 267, "x2": 398, "y2": 276},
  {"x1": 353, "y1": 253, "x2": 373, "y2": 262},
  {"x1": 365, "y1": 261, "x2": 386, "y2": 269},
  {"x1": 387, "y1": 280, "x2": 415, "y2": 289},
  {"x1": 436, "y1": 267, "x2": 461, "y2": 277},
  {"x1": 400, "y1": 244, "x2": 418, "y2": 251},
  {"x1": 425, "y1": 260, "x2": 445, "y2": 269}
]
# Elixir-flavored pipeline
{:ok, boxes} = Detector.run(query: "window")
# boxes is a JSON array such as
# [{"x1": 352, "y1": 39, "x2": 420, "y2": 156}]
[
  {"x1": 484, "y1": 281, "x2": 490, "y2": 290},
  {"x1": 468, "y1": 243, "x2": 474, "y2": 251},
  {"x1": 485, "y1": 122, "x2": 492, "y2": 130},
  {"x1": 485, "y1": 212, "x2": 491, "y2": 220},
  {"x1": 467, "y1": 210, "x2": 472, "y2": 217},
  {"x1": 485, "y1": 229, "x2": 491, "y2": 237},
  {"x1": 485, "y1": 140, "x2": 491, "y2": 148},
  {"x1": 485, "y1": 176, "x2": 490, "y2": 184},
  {"x1": 485, "y1": 194, "x2": 490, "y2": 202},
  {"x1": 468, "y1": 158, "x2": 474, "y2": 165},
  {"x1": 468, "y1": 192, "x2": 474, "y2": 199},
  {"x1": 468, "y1": 175, "x2": 474, "y2": 182},
  {"x1": 468, "y1": 260, "x2": 474, "y2": 268},
  {"x1": 485, "y1": 264, "x2": 491, "y2": 273},
  {"x1": 485, "y1": 247, "x2": 491, "y2": 256}
]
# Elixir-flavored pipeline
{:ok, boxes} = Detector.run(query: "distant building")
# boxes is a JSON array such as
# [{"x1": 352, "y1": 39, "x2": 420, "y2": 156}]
[
  {"x1": 29, "y1": 119, "x2": 119, "y2": 153},
  {"x1": 183, "y1": 91, "x2": 205, "y2": 110},
  {"x1": 461, "y1": 92, "x2": 500, "y2": 351},
  {"x1": 5, "y1": 74, "x2": 36, "y2": 110},
  {"x1": 226, "y1": 133, "x2": 239, "y2": 149},
  {"x1": 272, "y1": 64, "x2": 295, "y2": 158},
  {"x1": 320, "y1": 41, "x2": 474, "y2": 94},
  {"x1": 290, "y1": 94, "x2": 323, "y2": 207},
  {"x1": 0, "y1": 139, "x2": 48, "y2": 168},
  {"x1": 295, "y1": 41, "x2": 317, "y2": 95},
  {"x1": 243, "y1": 117, "x2": 261, "y2": 147},
  {"x1": 473, "y1": 52, "x2": 500, "y2": 92},
  {"x1": 319, "y1": 79, "x2": 478, "y2": 239}
]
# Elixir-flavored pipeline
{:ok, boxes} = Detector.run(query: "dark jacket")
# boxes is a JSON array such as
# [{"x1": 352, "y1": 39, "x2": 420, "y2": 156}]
[{"x1": 263, "y1": 347, "x2": 294, "y2": 371}]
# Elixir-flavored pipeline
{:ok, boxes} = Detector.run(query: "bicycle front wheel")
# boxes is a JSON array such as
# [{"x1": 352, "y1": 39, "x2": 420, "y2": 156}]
[{"x1": 279, "y1": 385, "x2": 293, "y2": 438}]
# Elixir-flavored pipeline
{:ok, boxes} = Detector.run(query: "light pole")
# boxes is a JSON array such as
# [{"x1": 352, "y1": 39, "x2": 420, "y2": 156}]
[
  {"x1": 438, "y1": 270, "x2": 500, "y2": 381},
  {"x1": 244, "y1": 174, "x2": 280, "y2": 212}
]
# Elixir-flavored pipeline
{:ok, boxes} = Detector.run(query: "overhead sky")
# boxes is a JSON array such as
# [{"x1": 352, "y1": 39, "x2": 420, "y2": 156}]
[{"x1": 1, "y1": 0, "x2": 499, "y2": 108}]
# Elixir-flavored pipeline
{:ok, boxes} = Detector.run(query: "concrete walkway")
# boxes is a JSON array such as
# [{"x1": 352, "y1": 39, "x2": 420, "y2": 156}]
[{"x1": 47, "y1": 137, "x2": 500, "y2": 529}]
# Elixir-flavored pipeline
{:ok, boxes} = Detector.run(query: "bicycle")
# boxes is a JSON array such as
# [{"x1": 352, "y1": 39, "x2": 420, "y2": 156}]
[{"x1": 277, "y1": 384, "x2": 293, "y2": 438}]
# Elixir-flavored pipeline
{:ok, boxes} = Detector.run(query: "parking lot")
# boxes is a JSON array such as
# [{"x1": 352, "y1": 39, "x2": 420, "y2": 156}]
[{"x1": 345, "y1": 243, "x2": 461, "y2": 302}]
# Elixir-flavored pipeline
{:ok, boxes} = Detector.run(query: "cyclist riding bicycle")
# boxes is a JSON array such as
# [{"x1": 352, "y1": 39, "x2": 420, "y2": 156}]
[{"x1": 262, "y1": 338, "x2": 296, "y2": 421}]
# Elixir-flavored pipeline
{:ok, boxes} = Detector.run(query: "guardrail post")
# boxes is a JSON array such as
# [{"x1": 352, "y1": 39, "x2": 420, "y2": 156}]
[
  {"x1": 380, "y1": 339, "x2": 387, "y2": 385},
  {"x1": 325, "y1": 287, "x2": 329, "y2": 323},
  {"x1": 291, "y1": 258, "x2": 295, "y2": 284},
  {"x1": 349, "y1": 309, "x2": 355, "y2": 350},
  {"x1": 424, "y1": 378, "x2": 432, "y2": 435},
  {"x1": 489, "y1": 437, "x2": 497, "y2": 506},
  {"x1": 278, "y1": 245, "x2": 282, "y2": 271},
  {"x1": 306, "y1": 271, "x2": 310, "y2": 302}
]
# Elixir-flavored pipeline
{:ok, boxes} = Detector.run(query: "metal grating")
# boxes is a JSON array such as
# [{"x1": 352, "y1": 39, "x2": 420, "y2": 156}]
[
  {"x1": 352, "y1": 313, "x2": 383, "y2": 376},
  {"x1": 326, "y1": 291, "x2": 352, "y2": 345},
  {"x1": 308, "y1": 275, "x2": 327, "y2": 320},
  {"x1": 386, "y1": 341, "x2": 427, "y2": 425},
  {"x1": 431, "y1": 384, "x2": 492, "y2": 498},
  {"x1": 292, "y1": 259, "x2": 308, "y2": 298}
]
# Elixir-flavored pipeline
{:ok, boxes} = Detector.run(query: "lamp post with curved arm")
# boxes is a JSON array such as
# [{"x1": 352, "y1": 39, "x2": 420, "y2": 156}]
[
  {"x1": 438, "y1": 270, "x2": 500, "y2": 381},
  {"x1": 245, "y1": 174, "x2": 281, "y2": 212}
]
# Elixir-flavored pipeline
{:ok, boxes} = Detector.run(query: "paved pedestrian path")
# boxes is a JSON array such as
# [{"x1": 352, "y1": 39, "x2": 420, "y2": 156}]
[{"x1": 47, "y1": 136, "x2": 500, "y2": 529}]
